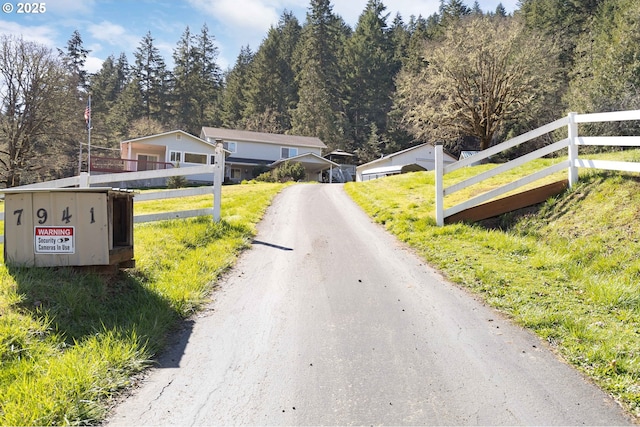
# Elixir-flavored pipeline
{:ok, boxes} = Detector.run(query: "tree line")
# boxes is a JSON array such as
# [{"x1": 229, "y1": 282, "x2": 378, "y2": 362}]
[{"x1": 1, "y1": 0, "x2": 639, "y2": 187}]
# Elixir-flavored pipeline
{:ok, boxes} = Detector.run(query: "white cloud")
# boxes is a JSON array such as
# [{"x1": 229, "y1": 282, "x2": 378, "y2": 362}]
[
  {"x1": 189, "y1": 0, "x2": 280, "y2": 35},
  {"x1": 88, "y1": 21, "x2": 131, "y2": 45},
  {"x1": 0, "y1": 20, "x2": 58, "y2": 48},
  {"x1": 44, "y1": 0, "x2": 96, "y2": 16},
  {"x1": 85, "y1": 55, "x2": 104, "y2": 73}
]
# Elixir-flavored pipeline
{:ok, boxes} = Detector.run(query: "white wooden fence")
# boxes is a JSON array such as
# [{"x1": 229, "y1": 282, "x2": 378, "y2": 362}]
[
  {"x1": 0, "y1": 143, "x2": 226, "y2": 242},
  {"x1": 435, "y1": 110, "x2": 640, "y2": 226}
]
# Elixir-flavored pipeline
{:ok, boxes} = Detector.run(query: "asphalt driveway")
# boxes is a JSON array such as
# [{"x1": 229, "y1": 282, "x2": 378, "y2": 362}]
[{"x1": 107, "y1": 184, "x2": 633, "y2": 425}]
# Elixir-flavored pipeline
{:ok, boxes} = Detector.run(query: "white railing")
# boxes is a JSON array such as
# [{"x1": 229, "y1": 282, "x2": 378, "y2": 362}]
[
  {"x1": 0, "y1": 143, "x2": 226, "y2": 242},
  {"x1": 435, "y1": 110, "x2": 640, "y2": 226}
]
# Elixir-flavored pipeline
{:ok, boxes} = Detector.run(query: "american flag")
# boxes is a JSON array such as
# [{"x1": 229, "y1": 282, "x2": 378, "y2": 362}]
[{"x1": 84, "y1": 98, "x2": 91, "y2": 128}]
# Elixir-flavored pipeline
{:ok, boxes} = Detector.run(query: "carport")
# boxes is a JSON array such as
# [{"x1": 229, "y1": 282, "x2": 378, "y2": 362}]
[
  {"x1": 359, "y1": 163, "x2": 427, "y2": 181},
  {"x1": 269, "y1": 152, "x2": 340, "y2": 183}
]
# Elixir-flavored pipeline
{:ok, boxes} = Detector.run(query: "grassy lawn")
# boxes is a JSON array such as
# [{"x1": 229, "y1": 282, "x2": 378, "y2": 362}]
[
  {"x1": 4, "y1": 151, "x2": 640, "y2": 423},
  {"x1": 345, "y1": 153, "x2": 640, "y2": 419},
  {"x1": 0, "y1": 182, "x2": 286, "y2": 425}
]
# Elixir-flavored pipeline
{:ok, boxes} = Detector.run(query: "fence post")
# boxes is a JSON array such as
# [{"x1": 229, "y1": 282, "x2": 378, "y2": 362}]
[
  {"x1": 213, "y1": 140, "x2": 224, "y2": 222},
  {"x1": 435, "y1": 144, "x2": 444, "y2": 226},
  {"x1": 568, "y1": 112, "x2": 578, "y2": 188},
  {"x1": 79, "y1": 172, "x2": 90, "y2": 188}
]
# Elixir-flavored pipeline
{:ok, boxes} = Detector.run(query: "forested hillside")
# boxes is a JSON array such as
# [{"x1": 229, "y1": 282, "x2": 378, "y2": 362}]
[{"x1": 1, "y1": 0, "x2": 639, "y2": 187}]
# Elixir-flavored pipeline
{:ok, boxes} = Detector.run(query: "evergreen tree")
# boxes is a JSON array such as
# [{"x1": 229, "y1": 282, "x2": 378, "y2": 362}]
[
  {"x1": 291, "y1": 0, "x2": 349, "y2": 150},
  {"x1": 355, "y1": 123, "x2": 383, "y2": 163},
  {"x1": 495, "y1": 3, "x2": 507, "y2": 17},
  {"x1": 568, "y1": 0, "x2": 640, "y2": 135},
  {"x1": 519, "y1": 0, "x2": 603, "y2": 68},
  {"x1": 106, "y1": 53, "x2": 133, "y2": 140},
  {"x1": 90, "y1": 54, "x2": 129, "y2": 108},
  {"x1": 220, "y1": 46, "x2": 253, "y2": 128},
  {"x1": 439, "y1": 0, "x2": 471, "y2": 28},
  {"x1": 115, "y1": 53, "x2": 130, "y2": 93},
  {"x1": 88, "y1": 55, "x2": 121, "y2": 147},
  {"x1": 244, "y1": 11, "x2": 301, "y2": 133},
  {"x1": 107, "y1": 78, "x2": 144, "y2": 140},
  {"x1": 403, "y1": 15, "x2": 436, "y2": 72},
  {"x1": 173, "y1": 25, "x2": 221, "y2": 135},
  {"x1": 343, "y1": 0, "x2": 395, "y2": 153},
  {"x1": 195, "y1": 24, "x2": 223, "y2": 127},
  {"x1": 133, "y1": 31, "x2": 172, "y2": 124},
  {"x1": 389, "y1": 13, "x2": 410, "y2": 68},
  {"x1": 59, "y1": 30, "x2": 90, "y2": 90},
  {"x1": 173, "y1": 26, "x2": 202, "y2": 133},
  {"x1": 472, "y1": 1, "x2": 483, "y2": 15}
]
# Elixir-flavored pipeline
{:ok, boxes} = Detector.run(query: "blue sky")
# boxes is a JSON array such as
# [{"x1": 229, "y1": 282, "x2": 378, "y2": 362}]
[{"x1": 0, "y1": 0, "x2": 519, "y2": 73}]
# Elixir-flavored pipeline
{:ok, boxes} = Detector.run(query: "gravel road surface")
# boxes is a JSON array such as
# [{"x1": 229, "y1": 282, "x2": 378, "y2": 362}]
[{"x1": 107, "y1": 184, "x2": 633, "y2": 426}]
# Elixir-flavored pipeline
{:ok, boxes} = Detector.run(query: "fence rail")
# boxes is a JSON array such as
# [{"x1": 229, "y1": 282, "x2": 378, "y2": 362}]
[
  {"x1": 435, "y1": 110, "x2": 640, "y2": 226},
  {"x1": 0, "y1": 143, "x2": 226, "y2": 244},
  {"x1": 91, "y1": 156, "x2": 175, "y2": 173}
]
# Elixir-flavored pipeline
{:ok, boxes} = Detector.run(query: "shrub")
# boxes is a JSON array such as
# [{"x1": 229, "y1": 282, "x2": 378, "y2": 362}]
[
  {"x1": 275, "y1": 161, "x2": 305, "y2": 182},
  {"x1": 255, "y1": 171, "x2": 276, "y2": 182},
  {"x1": 167, "y1": 175, "x2": 188, "y2": 189},
  {"x1": 252, "y1": 164, "x2": 271, "y2": 178}
]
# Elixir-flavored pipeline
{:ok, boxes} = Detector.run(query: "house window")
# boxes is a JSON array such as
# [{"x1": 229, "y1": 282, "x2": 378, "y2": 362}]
[
  {"x1": 230, "y1": 168, "x2": 242, "y2": 179},
  {"x1": 170, "y1": 151, "x2": 182, "y2": 162},
  {"x1": 184, "y1": 152, "x2": 207, "y2": 164},
  {"x1": 137, "y1": 154, "x2": 158, "y2": 171},
  {"x1": 281, "y1": 147, "x2": 297, "y2": 159},
  {"x1": 224, "y1": 141, "x2": 237, "y2": 153}
]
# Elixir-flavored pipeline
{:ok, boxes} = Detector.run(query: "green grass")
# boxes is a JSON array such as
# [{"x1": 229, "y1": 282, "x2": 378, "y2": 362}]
[
  {"x1": 4, "y1": 152, "x2": 640, "y2": 421},
  {"x1": 0, "y1": 182, "x2": 286, "y2": 425},
  {"x1": 345, "y1": 154, "x2": 640, "y2": 418}
]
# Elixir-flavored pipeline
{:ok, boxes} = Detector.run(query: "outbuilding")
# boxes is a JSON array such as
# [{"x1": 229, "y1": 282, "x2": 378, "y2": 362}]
[{"x1": 356, "y1": 143, "x2": 457, "y2": 182}]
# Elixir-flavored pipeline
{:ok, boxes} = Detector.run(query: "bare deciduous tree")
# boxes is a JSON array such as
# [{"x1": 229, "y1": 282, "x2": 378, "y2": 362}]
[
  {"x1": 396, "y1": 15, "x2": 561, "y2": 150},
  {"x1": 0, "y1": 35, "x2": 78, "y2": 187}
]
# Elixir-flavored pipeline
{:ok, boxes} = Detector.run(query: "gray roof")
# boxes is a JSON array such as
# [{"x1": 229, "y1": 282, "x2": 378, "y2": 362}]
[
  {"x1": 200, "y1": 127, "x2": 326, "y2": 149},
  {"x1": 121, "y1": 129, "x2": 207, "y2": 145}
]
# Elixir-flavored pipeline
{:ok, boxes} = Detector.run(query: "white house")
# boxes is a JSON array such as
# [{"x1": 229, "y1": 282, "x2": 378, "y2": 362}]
[
  {"x1": 116, "y1": 130, "x2": 225, "y2": 184},
  {"x1": 356, "y1": 143, "x2": 457, "y2": 182},
  {"x1": 92, "y1": 128, "x2": 339, "y2": 185},
  {"x1": 200, "y1": 127, "x2": 337, "y2": 182}
]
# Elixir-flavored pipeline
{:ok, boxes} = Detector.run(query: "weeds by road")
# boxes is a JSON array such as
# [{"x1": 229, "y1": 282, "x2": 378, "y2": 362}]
[
  {"x1": 345, "y1": 157, "x2": 640, "y2": 419},
  {"x1": 0, "y1": 182, "x2": 286, "y2": 425}
]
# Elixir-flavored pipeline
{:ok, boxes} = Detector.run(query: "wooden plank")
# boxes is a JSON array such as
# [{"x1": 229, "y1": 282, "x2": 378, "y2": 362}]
[
  {"x1": 444, "y1": 162, "x2": 569, "y2": 218},
  {"x1": 445, "y1": 180, "x2": 568, "y2": 225}
]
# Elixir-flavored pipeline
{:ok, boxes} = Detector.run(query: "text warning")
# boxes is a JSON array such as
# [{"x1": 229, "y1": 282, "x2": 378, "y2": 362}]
[{"x1": 34, "y1": 226, "x2": 75, "y2": 254}]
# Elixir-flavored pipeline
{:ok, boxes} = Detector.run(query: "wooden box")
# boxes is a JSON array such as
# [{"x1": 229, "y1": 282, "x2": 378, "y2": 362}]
[{"x1": 3, "y1": 188, "x2": 134, "y2": 267}]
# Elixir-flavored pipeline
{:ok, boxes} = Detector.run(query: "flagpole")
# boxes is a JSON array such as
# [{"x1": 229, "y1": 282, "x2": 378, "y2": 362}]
[{"x1": 87, "y1": 95, "x2": 92, "y2": 176}]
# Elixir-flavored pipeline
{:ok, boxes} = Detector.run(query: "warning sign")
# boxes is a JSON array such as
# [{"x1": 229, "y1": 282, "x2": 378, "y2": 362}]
[{"x1": 34, "y1": 227, "x2": 75, "y2": 254}]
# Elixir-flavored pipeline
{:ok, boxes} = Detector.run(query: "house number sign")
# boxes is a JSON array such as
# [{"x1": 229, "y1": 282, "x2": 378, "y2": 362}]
[{"x1": 11, "y1": 204, "x2": 98, "y2": 255}]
